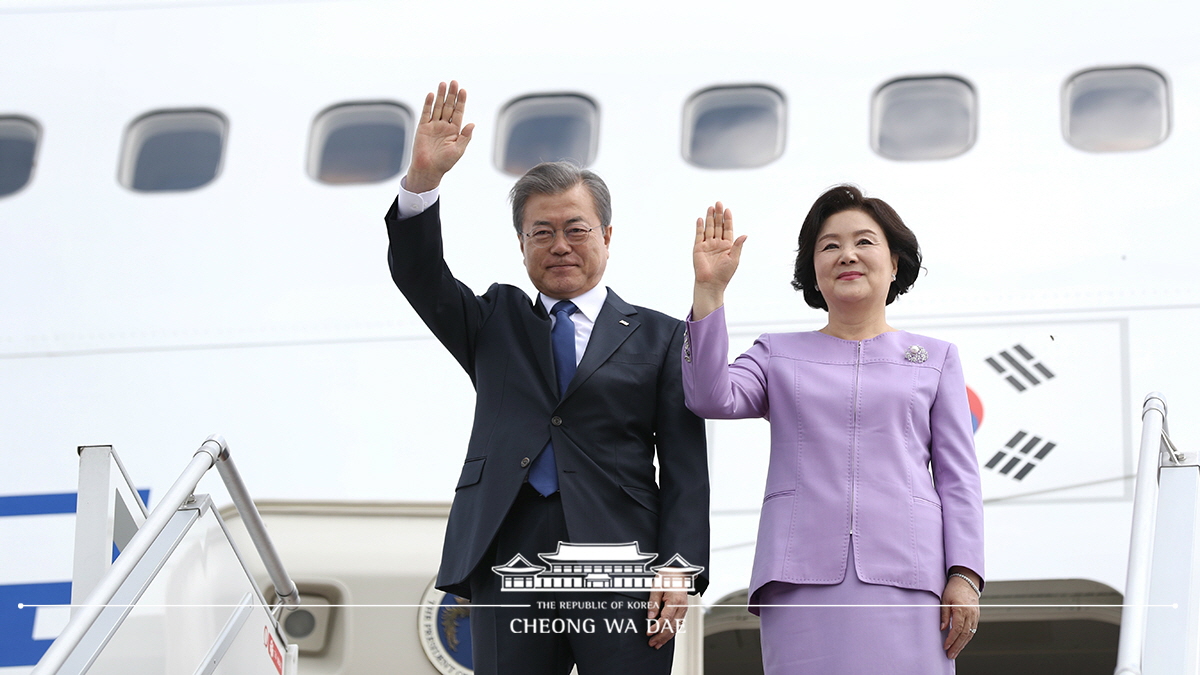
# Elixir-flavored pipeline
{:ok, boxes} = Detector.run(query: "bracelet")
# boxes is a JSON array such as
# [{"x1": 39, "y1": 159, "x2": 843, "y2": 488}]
[{"x1": 949, "y1": 572, "x2": 982, "y2": 598}]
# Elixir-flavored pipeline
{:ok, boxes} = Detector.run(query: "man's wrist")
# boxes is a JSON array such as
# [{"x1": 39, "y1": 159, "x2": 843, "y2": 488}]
[
  {"x1": 397, "y1": 175, "x2": 441, "y2": 219},
  {"x1": 404, "y1": 169, "x2": 442, "y2": 194}
]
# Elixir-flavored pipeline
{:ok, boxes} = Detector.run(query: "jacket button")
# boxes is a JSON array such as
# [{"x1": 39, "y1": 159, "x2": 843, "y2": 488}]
[
  {"x1": 551, "y1": 416, "x2": 563, "y2": 426},
  {"x1": 520, "y1": 457, "x2": 531, "y2": 467}
]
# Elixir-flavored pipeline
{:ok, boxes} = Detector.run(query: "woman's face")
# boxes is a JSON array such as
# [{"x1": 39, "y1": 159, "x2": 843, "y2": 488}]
[{"x1": 813, "y1": 209, "x2": 899, "y2": 312}]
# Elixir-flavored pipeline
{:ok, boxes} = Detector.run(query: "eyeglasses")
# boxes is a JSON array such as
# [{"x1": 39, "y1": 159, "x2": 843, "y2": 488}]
[{"x1": 521, "y1": 226, "x2": 600, "y2": 248}]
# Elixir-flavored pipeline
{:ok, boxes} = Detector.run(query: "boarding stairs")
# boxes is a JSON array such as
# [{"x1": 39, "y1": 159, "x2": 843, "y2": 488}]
[
  {"x1": 1115, "y1": 393, "x2": 1200, "y2": 675},
  {"x1": 32, "y1": 436, "x2": 299, "y2": 675}
]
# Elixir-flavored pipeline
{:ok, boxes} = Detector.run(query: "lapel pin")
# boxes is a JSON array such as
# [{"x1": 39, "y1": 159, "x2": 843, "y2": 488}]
[{"x1": 619, "y1": 320, "x2": 629, "y2": 326}]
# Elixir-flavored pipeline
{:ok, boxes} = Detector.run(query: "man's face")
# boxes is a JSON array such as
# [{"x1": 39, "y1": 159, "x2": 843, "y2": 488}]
[{"x1": 518, "y1": 184, "x2": 612, "y2": 300}]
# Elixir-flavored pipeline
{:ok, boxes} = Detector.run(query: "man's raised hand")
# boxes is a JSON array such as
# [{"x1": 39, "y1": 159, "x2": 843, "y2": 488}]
[{"x1": 405, "y1": 80, "x2": 475, "y2": 193}]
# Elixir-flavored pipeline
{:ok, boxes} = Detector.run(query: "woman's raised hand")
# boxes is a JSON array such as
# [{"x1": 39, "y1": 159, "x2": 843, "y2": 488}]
[{"x1": 691, "y1": 202, "x2": 745, "y2": 320}]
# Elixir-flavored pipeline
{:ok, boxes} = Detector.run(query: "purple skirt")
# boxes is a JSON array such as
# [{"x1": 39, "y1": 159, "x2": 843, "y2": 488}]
[{"x1": 756, "y1": 550, "x2": 955, "y2": 674}]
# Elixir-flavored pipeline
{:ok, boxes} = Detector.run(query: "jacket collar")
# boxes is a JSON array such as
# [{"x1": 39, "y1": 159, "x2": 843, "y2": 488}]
[
  {"x1": 525, "y1": 287, "x2": 641, "y2": 400},
  {"x1": 563, "y1": 288, "x2": 640, "y2": 400}
]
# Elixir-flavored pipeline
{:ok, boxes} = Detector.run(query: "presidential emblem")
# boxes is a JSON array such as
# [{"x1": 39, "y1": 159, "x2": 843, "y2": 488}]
[{"x1": 418, "y1": 578, "x2": 474, "y2": 675}]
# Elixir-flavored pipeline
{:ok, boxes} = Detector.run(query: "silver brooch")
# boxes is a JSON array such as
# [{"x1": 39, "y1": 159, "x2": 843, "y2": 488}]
[{"x1": 904, "y1": 345, "x2": 928, "y2": 364}]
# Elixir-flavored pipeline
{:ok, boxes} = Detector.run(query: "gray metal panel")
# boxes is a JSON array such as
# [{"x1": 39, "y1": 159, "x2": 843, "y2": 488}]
[
  {"x1": 193, "y1": 593, "x2": 255, "y2": 675},
  {"x1": 1145, "y1": 465, "x2": 1200, "y2": 674},
  {"x1": 57, "y1": 507, "x2": 200, "y2": 674}
]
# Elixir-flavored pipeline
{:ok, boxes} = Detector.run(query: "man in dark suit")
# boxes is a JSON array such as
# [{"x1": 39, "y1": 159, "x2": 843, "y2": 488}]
[{"x1": 385, "y1": 81, "x2": 709, "y2": 675}]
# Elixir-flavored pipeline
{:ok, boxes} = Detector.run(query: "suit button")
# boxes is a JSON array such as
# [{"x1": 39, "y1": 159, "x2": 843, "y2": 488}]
[
  {"x1": 520, "y1": 457, "x2": 531, "y2": 467},
  {"x1": 551, "y1": 416, "x2": 563, "y2": 426}
]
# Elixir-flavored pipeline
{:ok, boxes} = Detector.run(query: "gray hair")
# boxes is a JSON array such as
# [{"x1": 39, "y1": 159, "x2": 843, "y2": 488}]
[{"x1": 509, "y1": 161, "x2": 612, "y2": 235}]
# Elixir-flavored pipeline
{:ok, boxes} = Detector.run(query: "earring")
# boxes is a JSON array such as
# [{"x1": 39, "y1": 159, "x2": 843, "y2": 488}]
[{"x1": 891, "y1": 274, "x2": 897, "y2": 282}]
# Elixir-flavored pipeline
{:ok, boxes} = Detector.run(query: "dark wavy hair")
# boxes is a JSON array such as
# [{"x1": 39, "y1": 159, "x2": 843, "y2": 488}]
[{"x1": 791, "y1": 184, "x2": 921, "y2": 311}]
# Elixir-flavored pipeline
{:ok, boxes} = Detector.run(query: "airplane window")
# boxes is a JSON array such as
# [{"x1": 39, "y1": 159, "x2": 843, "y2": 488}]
[
  {"x1": 872, "y1": 76, "x2": 976, "y2": 160},
  {"x1": 309, "y1": 102, "x2": 412, "y2": 184},
  {"x1": 496, "y1": 94, "x2": 598, "y2": 176},
  {"x1": 119, "y1": 110, "x2": 226, "y2": 192},
  {"x1": 1064, "y1": 66, "x2": 1169, "y2": 152},
  {"x1": 0, "y1": 116, "x2": 39, "y2": 198},
  {"x1": 682, "y1": 85, "x2": 786, "y2": 169}
]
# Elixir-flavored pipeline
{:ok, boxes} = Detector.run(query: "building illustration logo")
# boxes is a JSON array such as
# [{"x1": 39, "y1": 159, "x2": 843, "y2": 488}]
[{"x1": 491, "y1": 542, "x2": 703, "y2": 592}]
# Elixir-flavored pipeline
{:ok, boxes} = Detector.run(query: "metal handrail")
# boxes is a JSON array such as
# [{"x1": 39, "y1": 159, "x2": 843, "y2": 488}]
[
  {"x1": 210, "y1": 435, "x2": 298, "y2": 609},
  {"x1": 1114, "y1": 393, "x2": 1169, "y2": 675},
  {"x1": 34, "y1": 435, "x2": 298, "y2": 674}
]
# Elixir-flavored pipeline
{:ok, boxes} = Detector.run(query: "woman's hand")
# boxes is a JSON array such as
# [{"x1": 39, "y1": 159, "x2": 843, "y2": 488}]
[
  {"x1": 941, "y1": 567, "x2": 982, "y2": 659},
  {"x1": 692, "y1": 202, "x2": 745, "y2": 320}
]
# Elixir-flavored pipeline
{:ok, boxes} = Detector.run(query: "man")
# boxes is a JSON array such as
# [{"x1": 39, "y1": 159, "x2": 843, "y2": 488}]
[{"x1": 385, "y1": 81, "x2": 709, "y2": 675}]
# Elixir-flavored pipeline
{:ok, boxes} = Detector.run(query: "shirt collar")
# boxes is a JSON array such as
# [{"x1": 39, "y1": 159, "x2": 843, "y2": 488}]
[{"x1": 539, "y1": 285, "x2": 607, "y2": 322}]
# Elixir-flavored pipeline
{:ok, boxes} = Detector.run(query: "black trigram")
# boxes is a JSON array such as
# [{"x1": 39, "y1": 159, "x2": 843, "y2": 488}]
[
  {"x1": 986, "y1": 344, "x2": 1054, "y2": 392},
  {"x1": 985, "y1": 431, "x2": 1056, "y2": 481}
]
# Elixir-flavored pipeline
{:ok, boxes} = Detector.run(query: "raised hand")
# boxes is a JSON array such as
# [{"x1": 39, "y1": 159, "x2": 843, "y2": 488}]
[
  {"x1": 405, "y1": 80, "x2": 476, "y2": 193},
  {"x1": 691, "y1": 202, "x2": 745, "y2": 320}
]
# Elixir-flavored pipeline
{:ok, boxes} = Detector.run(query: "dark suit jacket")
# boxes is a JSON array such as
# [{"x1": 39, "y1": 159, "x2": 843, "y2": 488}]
[{"x1": 386, "y1": 199, "x2": 709, "y2": 599}]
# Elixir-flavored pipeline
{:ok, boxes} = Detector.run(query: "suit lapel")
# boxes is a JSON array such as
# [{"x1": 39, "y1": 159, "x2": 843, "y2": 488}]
[
  {"x1": 563, "y1": 289, "x2": 639, "y2": 400},
  {"x1": 521, "y1": 296, "x2": 558, "y2": 396}
]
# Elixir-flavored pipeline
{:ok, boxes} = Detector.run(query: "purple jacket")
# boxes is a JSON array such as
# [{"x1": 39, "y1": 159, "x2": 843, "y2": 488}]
[{"x1": 683, "y1": 307, "x2": 984, "y2": 609}]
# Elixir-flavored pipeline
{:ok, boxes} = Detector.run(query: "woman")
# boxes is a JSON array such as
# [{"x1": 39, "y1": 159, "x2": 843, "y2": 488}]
[{"x1": 683, "y1": 186, "x2": 984, "y2": 673}]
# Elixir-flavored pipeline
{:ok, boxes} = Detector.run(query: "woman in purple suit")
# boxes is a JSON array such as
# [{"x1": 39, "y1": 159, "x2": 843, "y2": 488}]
[{"x1": 683, "y1": 186, "x2": 984, "y2": 673}]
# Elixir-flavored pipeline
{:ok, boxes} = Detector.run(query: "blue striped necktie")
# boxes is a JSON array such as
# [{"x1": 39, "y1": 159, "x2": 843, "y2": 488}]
[{"x1": 529, "y1": 300, "x2": 577, "y2": 496}]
